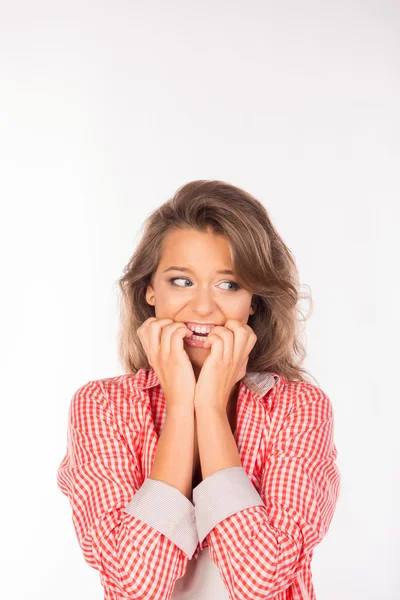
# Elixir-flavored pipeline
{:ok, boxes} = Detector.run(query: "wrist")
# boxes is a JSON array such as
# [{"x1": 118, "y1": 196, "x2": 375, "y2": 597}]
[
  {"x1": 194, "y1": 400, "x2": 227, "y2": 417},
  {"x1": 165, "y1": 403, "x2": 194, "y2": 420}
]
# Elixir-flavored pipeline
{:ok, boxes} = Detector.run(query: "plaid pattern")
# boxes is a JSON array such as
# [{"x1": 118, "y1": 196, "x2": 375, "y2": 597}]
[{"x1": 57, "y1": 366, "x2": 340, "y2": 599}]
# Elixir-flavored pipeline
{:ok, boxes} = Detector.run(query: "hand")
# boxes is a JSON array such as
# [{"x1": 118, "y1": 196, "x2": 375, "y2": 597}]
[
  {"x1": 193, "y1": 319, "x2": 257, "y2": 414},
  {"x1": 137, "y1": 317, "x2": 196, "y2": 411}
]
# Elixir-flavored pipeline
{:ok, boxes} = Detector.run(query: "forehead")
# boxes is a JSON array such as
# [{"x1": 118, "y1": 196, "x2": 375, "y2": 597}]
[{"x1": 159, "y1": 228, "x2": 234, "y2": 268}]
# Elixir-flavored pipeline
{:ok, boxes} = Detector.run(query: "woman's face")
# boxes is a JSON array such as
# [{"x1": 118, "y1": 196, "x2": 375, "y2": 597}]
[{"x1": 146, "y1": 227, "x2": 255, "y2": 376}]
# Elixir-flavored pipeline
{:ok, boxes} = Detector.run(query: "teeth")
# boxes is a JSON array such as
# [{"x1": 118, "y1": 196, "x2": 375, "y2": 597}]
[
  {"x1": 190, "y1": 334, "x2": 208, "y2": 341},
  {"x1": 188, "y1": 324, "x2": 212, "y2": 334}
]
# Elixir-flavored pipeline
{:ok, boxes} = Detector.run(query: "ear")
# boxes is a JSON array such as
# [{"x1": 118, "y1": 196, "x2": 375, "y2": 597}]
[{"x1": 146, "y1": 285, "x2": 154, "y2": 306}]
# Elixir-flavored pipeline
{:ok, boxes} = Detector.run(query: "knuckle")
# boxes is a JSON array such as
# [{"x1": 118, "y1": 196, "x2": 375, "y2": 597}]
[{"x1": 159, "y1": 319, "x2": 174, "y2": 330}]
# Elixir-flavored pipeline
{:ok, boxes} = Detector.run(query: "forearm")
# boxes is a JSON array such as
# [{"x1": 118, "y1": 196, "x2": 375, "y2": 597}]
[
  {"x1": 195, "y1": 406, "x2": 242, "y2": 479},
  {"x1": 150, "y1": 404, "x2": 195, "y2": 499}
]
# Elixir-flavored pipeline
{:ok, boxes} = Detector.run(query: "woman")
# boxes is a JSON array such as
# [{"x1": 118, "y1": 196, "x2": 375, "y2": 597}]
[{"x1": 57, "y1": 180, "x2": 341, "y2": 599}]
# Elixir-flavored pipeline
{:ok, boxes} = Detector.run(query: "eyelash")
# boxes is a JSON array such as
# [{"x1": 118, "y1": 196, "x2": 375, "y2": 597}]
[{"x1": 169, "y1": 277, "x2": 241, "y2": 292}]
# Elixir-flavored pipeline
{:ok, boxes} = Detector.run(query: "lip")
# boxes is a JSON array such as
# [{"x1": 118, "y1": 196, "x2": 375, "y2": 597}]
[
  {"x1": 183, "y1": 321, "x2": 222, "y2": 326},
  {"x1": 183, "y1": 335, "x2": 210, "y2": 348},
  {"x1": 183, "y1": 321, "x2": 219, "y2": 348}
]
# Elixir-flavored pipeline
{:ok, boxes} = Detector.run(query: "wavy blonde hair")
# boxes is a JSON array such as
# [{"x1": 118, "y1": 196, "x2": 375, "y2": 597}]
[{"x1": 116, "y1": 180, "x2": 319, "y2": 386}]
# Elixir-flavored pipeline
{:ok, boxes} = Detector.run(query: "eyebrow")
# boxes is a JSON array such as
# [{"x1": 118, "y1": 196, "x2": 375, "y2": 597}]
[{"x1": 163, "y1": 266, "x2": 234, "y2": 275}]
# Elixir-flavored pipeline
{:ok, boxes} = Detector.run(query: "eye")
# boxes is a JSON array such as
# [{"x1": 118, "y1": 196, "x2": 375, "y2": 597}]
[
  {"x1": 169, "y1": 277, "x2": 241, "y2": 291},
  {"x1": 219, "y1": 281, "x2": 241, "y2": 291},
  {"x1": 169, "y1": 277, "x2": 192, "y2": 287}
]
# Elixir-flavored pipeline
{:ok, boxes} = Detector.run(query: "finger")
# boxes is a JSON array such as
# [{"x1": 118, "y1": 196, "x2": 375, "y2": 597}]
[
  {"x1": 244, "y1": 330, "x2": 257, "y2": 357},
  {"x1": 137, "y1": 317, "x2": 158, "y2": 360},
  {"x1": 170, "y1": 323, "x2": 193, "y2": 356},
  {"x1": 140, "y1": 316, "x2": 168, "y2": 340},
  {"x1": 147, "y1": 318, "x2": 174, "y2": 359},
  {"x1": 137, "y1": 316, "x2": 157, "y2": 340},
  {"x1": 218, "y1": 327, "x2": 234, "y2": 363},
  {"x1": 223, "y1": 321, "x2": 247, "y2": 364},
  {"x1": 160, "y1": 321, "x2": 192, "y2": 359},
  {"x1": 205, "y1": 327, "x2": 230, "y2": 361},
  {"x1": 233, "y1": 327, "x2": 251, "y2": 365}
]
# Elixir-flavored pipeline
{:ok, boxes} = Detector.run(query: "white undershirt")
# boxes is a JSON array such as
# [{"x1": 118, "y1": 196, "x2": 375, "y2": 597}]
[{"x1": 171, "y1": 545, "x2": 230, "y2": 599}]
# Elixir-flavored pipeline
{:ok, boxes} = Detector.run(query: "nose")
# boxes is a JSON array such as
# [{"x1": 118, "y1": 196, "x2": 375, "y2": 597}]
[{"x1": 188, "y1": 286, "x2": 220, "y2": 316}]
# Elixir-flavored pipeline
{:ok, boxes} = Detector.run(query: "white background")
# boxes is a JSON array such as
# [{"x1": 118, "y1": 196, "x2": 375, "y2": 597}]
[{"x1": 1, "y1": 1, "x2": 398, "y2": 598}]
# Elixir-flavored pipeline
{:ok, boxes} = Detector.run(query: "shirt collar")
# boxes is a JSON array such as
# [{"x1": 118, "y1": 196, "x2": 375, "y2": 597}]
[
  {"x1": 131, "y1": 366, "x2": 281, "y2": 399},
  {"x1": 242, "y1": 370, "x2": 280, "y2": 397}
]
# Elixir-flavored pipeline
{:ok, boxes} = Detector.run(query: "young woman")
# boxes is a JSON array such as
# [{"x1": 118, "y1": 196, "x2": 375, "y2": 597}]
[{"x1": 57, "y1": 180, "x2": 340, "y2": 600}]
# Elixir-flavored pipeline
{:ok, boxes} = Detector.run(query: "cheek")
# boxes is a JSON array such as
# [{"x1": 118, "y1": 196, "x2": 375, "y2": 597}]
[{"x1": 156, "y1": 294, "x2": 185, "y2": 313}]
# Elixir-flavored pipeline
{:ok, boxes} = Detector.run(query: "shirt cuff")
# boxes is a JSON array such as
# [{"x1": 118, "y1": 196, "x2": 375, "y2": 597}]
[
  {"x1": 122, "y1": 477, "x2": 199, "y2": 559},
  {"x1": 192, "y1": 466, "x2": 265, "y2": 544}
]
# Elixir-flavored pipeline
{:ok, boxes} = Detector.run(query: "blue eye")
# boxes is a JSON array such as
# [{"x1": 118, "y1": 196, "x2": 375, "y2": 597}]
[
  {"x1": 169, "y1": 277, "x2": 192, "y2": 288},
  {"x1": 169, "y1": 277, "x2": 241, "y2": 291},
  {"x1": 219, "y1": 281, "x2": 241, "y2": 291}
]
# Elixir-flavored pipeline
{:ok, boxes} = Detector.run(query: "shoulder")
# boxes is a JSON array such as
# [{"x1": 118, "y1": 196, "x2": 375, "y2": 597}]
[
  {"x1": 272, "y1": 378, "x2": 333, "y2": 423},
  {"x1": 68, "y1": 370, "x2": 152, "y2": 426}
]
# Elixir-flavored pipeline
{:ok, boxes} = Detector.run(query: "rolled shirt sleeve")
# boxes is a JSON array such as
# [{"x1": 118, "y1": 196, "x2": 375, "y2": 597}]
[
  {"x1": 123, "y1": 477, "x2": 199, "y2": 558},
  {"x1": 191, "y1": 384, "x2": 341, "y2": 600},
  {"x1": 57, "y1": 380, "x2": 199, "y2": 600}
]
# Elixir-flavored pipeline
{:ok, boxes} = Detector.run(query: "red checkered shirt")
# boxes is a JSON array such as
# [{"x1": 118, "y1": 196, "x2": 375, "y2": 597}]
[{"x1": 57, "y1": 367, "x2": 340, "y2": 599}]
